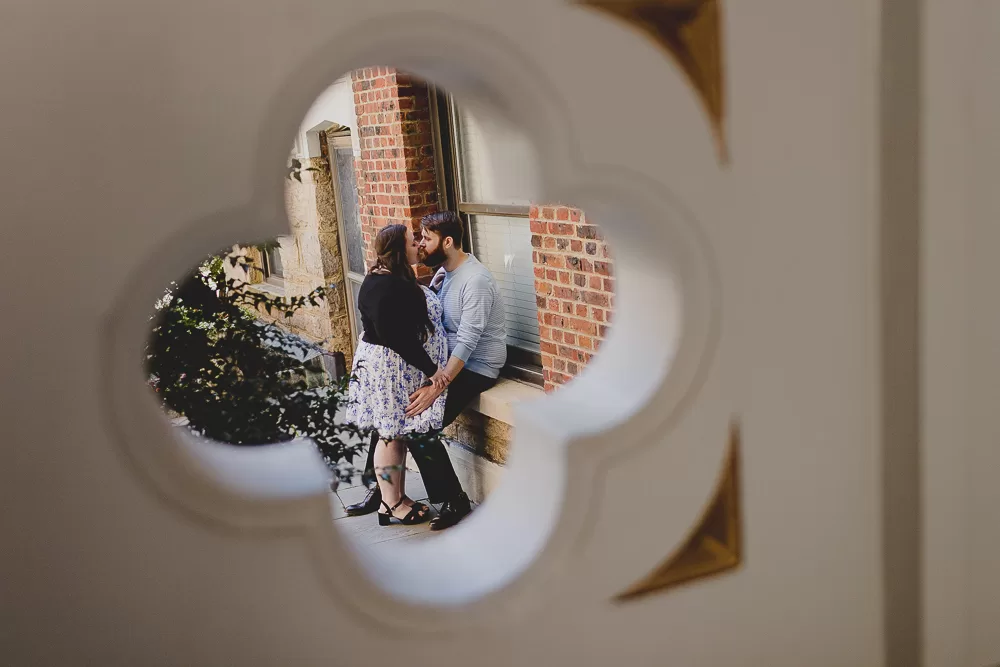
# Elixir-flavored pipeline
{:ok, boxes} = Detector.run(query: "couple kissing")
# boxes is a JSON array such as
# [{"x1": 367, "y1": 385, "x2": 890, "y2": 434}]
[{"x1": 345, "y1": 211, "x2": 507, "y2": 531}]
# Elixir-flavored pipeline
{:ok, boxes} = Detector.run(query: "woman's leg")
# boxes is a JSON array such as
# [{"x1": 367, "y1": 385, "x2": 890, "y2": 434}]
[
  {"x1": 373, "y1": 438, "x2": 407, "y2": 516},
  {"x1": 373, "y1": 438, "x2": 430, "y2": 521}
]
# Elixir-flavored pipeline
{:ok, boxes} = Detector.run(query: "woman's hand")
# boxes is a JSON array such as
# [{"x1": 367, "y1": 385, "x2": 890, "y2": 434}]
[{"x1": 406, "y1": 384, "x2": 443, "y2": 418}]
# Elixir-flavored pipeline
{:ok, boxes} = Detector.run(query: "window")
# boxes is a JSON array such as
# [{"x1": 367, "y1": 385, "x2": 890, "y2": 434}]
[
  {"x1": 259, "y1": 243, "x2": 284, "y2": 286},
  {"x1": 432, "y1": 91, "x2": 545, "y2": 385}
]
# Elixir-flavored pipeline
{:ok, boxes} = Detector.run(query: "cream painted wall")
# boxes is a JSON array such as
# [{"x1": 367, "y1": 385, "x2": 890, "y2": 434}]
[
  {"x1": 296, "y1": 75, "x2": 360, "y2": 157},
  {"x1": 922, "y1": 1, "x2": 972, "y2": 665},
  {"x1": 0, "y1": 1, "x2": 902, "y2": 665},
  {"x1": 924, "y1": 2, "x2": 1000, "y2": 666}
]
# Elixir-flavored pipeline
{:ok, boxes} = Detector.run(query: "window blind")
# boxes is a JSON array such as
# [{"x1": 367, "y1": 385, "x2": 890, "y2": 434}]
[
  {"x1": 453, "y1": 102, "x2": 542, "y2": 355},
  {"x1": 469, "y1": 214, "x2": 540, "y2": 352}
]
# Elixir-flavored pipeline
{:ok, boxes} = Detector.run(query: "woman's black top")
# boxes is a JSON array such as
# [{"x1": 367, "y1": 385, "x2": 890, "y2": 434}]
[{"x1": 358, "y1": 273, "x2": 438, "y2": 377}]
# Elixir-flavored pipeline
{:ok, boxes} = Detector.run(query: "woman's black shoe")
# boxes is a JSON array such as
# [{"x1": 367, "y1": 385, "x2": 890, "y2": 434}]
[
  {"x1": 429, "y1": 492, "x2": 472, "y2": 531},
  {"x1": 378, "y1": 498, "x2": 431, "y2": 526},
  {"x1": 345, "y1": 485, "x2": 381, "y2": 517}
]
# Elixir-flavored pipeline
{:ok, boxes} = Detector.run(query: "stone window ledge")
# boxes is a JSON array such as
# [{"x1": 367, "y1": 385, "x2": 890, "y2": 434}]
[
  {"x1": 468, "y1": 377, "x2": 544, "y2": 426},
  {"x1": 416, "y1": 379, "x2": 544, "y2": 504},
  {"x1": 245, "y1": 281, "x2": 287, "y2": 298},
  {"x1": 440, "y1": 378, "x2": 545, "y2": 472}
]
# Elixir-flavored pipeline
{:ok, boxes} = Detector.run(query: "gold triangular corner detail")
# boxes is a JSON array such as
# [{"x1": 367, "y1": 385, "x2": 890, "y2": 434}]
[
  {"x1": 615, "y1": 420, "x2": 742, "y2": 602},
  {"x1": 576, "y1": 0, "x2": 728, "y2": 163}
]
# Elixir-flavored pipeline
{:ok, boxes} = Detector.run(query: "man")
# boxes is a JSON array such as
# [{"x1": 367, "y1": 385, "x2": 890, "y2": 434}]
[{"x1": 346, "y1": 211, "x2": 507, "y2": 531}]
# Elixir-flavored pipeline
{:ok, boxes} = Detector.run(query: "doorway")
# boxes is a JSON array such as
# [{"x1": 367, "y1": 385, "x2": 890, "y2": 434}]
[{"x1": 328, "y1": 131, "x2": 365, "y2": 347}]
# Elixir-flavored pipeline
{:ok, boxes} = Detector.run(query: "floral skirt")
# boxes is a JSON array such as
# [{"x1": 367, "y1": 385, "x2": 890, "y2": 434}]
[{"x1": 345, "y1": 338, "x2": 448, "y2": 440}]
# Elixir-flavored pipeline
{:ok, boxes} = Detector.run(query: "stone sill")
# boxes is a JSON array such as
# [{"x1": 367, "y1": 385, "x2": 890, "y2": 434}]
[
  {"x1": 435, "y1": 379, "x2": 542, "y2": 501},
  {"x1": 245, "y1": 281, "x2": 286, "y2": 298},
  {"x1": 466, "y1": 377, "x2": 545, "y2": 426}
]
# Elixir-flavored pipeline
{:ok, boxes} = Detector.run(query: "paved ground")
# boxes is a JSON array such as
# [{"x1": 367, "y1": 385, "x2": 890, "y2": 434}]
[
  {"x1": 328, "y1": 455, "x2": 445, "y2": 548},
  {"x1": 171, "y1": 416, "x2": 458, "y2": 546}
]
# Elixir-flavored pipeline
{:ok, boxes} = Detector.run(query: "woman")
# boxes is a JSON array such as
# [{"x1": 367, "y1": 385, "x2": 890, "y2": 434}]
[{"x1": 346, "y1": 224, "x2": 451, "y2": 526}]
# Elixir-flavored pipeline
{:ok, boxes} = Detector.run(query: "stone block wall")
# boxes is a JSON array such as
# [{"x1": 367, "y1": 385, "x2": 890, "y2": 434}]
[
  {"x1": 444, "y1": 410, "x2": 512, "y2": 466},
  {"x1": 238, "y1": 152, "x2": 354, "y2": 367},
  {"x1": 314, "y1": 129, "x2": 355, "y2": 361},
  {"x1": 530, "y1": 205, "x2": 615, "y2": 391}
]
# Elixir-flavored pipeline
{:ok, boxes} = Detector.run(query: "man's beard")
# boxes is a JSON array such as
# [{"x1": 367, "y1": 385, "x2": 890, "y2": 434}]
[{"x1": 420, "y1": 246, "x2": 447, "y2": 267}]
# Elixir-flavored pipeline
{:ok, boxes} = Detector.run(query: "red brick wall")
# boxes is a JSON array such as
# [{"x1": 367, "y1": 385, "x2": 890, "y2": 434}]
[
  {"x1": 351, "y1": 67, "x2": 439, "y2": 264},
  {"x1": 347, "y1": 71, "x2": 615, "y2": 390},
  {"x1": 531, "y1": 205, "x2": 615, "y2": 391}
]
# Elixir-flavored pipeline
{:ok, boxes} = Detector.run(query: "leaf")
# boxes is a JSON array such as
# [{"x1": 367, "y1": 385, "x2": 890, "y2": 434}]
[{"x1": 146, "y1": 258, "x2": 358, "y2": 470}]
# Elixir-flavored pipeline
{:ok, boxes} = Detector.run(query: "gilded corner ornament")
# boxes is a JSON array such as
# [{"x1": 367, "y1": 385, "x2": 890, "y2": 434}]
[
  {"x1": 615, "y1": 420, "x2": 742, "y2": 602},
  {"x1": 576, "y1": 0, "x2": 727, "y2": 162}
]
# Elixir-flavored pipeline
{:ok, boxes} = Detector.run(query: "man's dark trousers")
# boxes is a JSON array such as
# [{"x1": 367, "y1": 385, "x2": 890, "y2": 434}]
[{"x1": 360, "y1": 369, "x2": 497, "y2": 503}]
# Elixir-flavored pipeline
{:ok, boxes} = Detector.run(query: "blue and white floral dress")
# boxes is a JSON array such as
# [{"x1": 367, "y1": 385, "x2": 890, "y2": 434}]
[{"x1": 346, "y1": 286, "x2": 448, "y2": 439}]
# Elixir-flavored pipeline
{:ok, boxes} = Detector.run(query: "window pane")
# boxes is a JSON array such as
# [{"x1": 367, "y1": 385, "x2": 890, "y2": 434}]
[
  {"x1": 266, "y1": 246, "x2": 283, "y2": 278},
  {"x1": 350, "y1": 278, "x2": 363, "y2": 337},
  {"x1": 455, "y1": 105, "x2": 540, "y2": 207},
  {"x1": 334, "y1": 146, "x2": 365, "y2": 276},
  {"x1": 469, "y1": 214, "x2": 540, "y2": 353}
]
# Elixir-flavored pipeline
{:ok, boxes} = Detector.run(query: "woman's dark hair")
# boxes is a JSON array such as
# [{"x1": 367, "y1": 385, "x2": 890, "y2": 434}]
[
  {"x1": 371, "y1": 223, "x2": 433, "y2": 340},
  {"x1": 420, "y1": 211, "x2": 464, "y2": 248}
]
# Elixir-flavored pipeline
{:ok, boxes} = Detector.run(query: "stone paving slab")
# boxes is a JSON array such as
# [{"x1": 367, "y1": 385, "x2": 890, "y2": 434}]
[
  {"x1": 335, "y1": 512, "x2": 434, "y2": 545},
  {"x1": 331, "y1": 443, "x2": 491, "y2": 550}
]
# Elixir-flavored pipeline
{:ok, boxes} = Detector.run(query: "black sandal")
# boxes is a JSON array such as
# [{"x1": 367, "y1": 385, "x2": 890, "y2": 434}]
[{"x1": 377, "y1": 497, "x2": 431, "y2": 526}]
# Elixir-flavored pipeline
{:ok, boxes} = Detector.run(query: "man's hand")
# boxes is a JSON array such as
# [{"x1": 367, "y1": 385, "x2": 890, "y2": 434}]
[
  {"x1": 429, "y1": 368, "x2": 452, "y2": 392},
  {"x1": 406, "y1": 384, "x2": 443, "y2": 418}
]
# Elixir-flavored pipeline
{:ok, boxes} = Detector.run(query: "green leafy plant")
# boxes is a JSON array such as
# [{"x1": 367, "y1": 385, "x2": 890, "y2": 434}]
[
  {"x1": 146, "y1": 247, "x2": 452, "y2": 488},
  {"x1": 145, "y1": 250, "x2": 366, "y2": 482}
]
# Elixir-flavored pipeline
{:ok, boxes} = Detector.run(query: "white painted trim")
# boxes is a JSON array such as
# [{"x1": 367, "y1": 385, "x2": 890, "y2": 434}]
[
  {"x1": 103, "y1": 6, "x2": 720, "y2": 633},
  {"x1": 303, "y1": 120, "x2": 337, "y2": 158},
  {"x1": 922, "y1": 2, "x2": 973, "y2": 665}
]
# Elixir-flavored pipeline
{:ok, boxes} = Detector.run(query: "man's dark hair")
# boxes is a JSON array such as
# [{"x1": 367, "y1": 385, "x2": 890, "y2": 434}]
[{"x1": 420, "y1": 211, "x2": 464, "y2": 247}]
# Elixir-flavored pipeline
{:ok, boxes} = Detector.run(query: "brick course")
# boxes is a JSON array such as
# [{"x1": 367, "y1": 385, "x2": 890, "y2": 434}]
[
  {"x1": 351, "y1": 67, "x2": 439, "y2": 265},
  {"x1": 531, "y1": 205, "x2": 614, "y2": 391}
]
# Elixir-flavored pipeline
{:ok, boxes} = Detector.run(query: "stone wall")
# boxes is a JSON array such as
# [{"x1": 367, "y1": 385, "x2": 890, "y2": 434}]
[
  {"x1": 240, "y1": 151, "x2": 354, "y2": 366},
  {"x1": 315, "y1": 129, "x2": 355, "y2": 360},
  {"x1": 444, "y1": 411, "x2": 512, "y2": 466}
]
